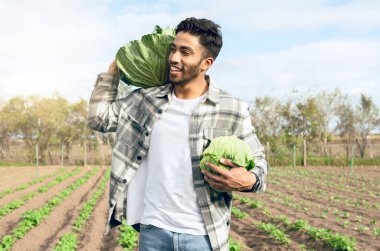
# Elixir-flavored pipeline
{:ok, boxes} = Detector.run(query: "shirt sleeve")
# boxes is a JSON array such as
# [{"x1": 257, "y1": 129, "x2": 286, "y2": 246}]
[
  {"x1": 87, "y1": 73, "x2": 122, "y2": 133},
  {"x1": 235, "y1": 101, "x2": 268, "y2": 192}
]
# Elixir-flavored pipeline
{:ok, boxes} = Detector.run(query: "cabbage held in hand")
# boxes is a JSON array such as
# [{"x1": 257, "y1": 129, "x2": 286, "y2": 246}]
[
  {"x1": 200, "y1": 136, "x2": 255, "y2": 173},
  {"x1": 116, "y1": 26, "x2": 175, "y2": 88}
]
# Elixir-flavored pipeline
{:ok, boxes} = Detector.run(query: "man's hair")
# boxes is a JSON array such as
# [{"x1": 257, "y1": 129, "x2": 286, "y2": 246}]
[{"x1": 175, "y1": 17, "x2": 223, "y2": 60}]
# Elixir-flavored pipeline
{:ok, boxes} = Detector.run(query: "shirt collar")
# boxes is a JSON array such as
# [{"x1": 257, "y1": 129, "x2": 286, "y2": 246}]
[{"x1": 155, "y1": 75, "x2": 220, "y2": 104}]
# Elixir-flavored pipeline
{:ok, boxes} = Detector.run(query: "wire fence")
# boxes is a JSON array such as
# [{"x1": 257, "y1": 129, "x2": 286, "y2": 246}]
[
  {"x1": 1, "y1": 138, "x2": 380, "y2": 167},
  {"x1": 266, "y1": 139, "x2": 380, "y2": 167},
  {"x1": 0, "y1": 140, "x2": 112, "y2": 166}
]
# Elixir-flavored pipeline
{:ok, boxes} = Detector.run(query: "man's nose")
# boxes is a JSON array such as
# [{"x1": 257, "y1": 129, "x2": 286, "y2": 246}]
[{"x1": 169, "y1": 51, "x2": 180, "y2": 64}]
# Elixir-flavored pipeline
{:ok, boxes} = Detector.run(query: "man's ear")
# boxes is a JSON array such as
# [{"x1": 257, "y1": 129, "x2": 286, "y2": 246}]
[{"x1": 201, "y1": 57, "x2": 214, "y2": 72}]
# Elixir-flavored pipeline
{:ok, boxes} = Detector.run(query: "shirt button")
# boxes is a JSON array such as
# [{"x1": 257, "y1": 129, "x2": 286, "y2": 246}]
[
  {"x1": 157, "y1": 109, "x2": 162, "y2": 114},
  {"x1": 137, "y1": 156, "x2": 142, "y2": 161},
  {"x1": 122, "y1": 179, "x2": 127, "y2": 184},
  {"x1": 145, "y1": 132, "x2": 149, "y2": 137},
  {"x1": 109, "y1": 202, "x2": 114, "y2": 207}
]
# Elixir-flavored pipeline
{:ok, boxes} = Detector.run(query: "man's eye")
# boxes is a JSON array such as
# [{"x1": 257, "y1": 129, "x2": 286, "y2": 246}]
[{"x1": 182, "y1": 51, "x2": 190, "y2": 55}]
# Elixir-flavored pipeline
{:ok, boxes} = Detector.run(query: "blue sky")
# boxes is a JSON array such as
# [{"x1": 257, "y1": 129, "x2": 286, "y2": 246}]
[{"x1": 0, "y1": 0, "x2": 379, "y2": 107}]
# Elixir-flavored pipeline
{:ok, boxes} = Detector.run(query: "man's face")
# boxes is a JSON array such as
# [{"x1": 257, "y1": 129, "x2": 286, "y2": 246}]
[{"x1": 168, "y1": 31, "x2": 208, "y2": 86}]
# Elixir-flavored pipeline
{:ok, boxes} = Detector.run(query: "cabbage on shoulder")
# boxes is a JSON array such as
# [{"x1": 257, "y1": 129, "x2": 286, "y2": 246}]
[{"x1": 116, "y1": 26, "x2": 175, "y2": 88}]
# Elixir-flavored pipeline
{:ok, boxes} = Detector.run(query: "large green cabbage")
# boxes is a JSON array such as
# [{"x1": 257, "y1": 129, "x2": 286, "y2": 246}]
[
  {"x1": 116, "y1": 26, "x2": 175, "y2": 88},
  {"x1": 200, "y1": 136, "x2": 255, "y2": 173}
]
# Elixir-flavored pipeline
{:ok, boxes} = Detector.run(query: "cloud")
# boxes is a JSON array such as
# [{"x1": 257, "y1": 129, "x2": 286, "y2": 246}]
[
  {"x1": 149, "y1": 0, "x2": 380, "y2": 32},
  {"x1": 211, "y1": 39, "x2": 380, "y2": 106},
  {"x1": 0, "y1": 1, "x2": 176, "y2": 101},
  {"x1": 0, "y1": 0, "x2": 379, "y2": 109}
]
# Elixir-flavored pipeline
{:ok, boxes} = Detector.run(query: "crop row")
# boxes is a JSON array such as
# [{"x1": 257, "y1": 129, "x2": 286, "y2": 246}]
[
  {"x1": 268, "y1": 177, "x2": 379, "y2": 215},
  {"x1": 53, "y1": 169, "x2": 110, "y2": 251},
  {"x1": 265, "y1": 189, "x2": 379, "y2": 236},
  {"x1": 231, "y1": 206, "x2": 293, "y2": 248},
  {"x1": 0, "y1": 167, "x2": 81, "y2": 218},
  {"x1": 0, "y1": 167, "x2": 99, "y2": 251},
  {"x1": 233, "y1": 194, "x2": 357, "y2": 251},
  {"x1": 0, "y1": 168, "x2": 67, "y2": 199},
  {"x1": 270, "y1": 167, "x2": 380, "y2": 193}
]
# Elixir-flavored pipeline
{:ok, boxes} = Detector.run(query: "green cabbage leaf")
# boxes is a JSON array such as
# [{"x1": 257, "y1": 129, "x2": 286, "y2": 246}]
[
  {"x1": 200, "y1": 136, "x2": 255, "y2": 173},
  {"x1": 116, "y1": 26, "x2": 175, "y2": 88}
]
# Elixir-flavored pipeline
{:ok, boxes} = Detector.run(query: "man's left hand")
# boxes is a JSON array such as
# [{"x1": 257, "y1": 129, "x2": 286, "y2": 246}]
[{"x1": 201, "y1": 158, "x2": 256, "y2": 192}]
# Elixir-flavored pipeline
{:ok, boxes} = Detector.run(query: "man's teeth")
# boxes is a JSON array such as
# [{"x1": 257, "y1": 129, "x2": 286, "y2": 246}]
[{"x1": 171, "y1": 66, "x2": 181, "y2": 71}]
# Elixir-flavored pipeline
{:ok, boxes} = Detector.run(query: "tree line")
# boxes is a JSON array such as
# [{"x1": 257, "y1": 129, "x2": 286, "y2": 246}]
[
  {"x1": 250, "y1": 89, "x2": 380, "y2": 159},
  {"x1": 0, "y1": 88, "x2": 379, "y2": 164}
]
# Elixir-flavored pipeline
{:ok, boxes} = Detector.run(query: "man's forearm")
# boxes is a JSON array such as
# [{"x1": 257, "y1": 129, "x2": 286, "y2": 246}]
[{"x1": 87, "y1": 73, "x2": 120, "y2": 133}]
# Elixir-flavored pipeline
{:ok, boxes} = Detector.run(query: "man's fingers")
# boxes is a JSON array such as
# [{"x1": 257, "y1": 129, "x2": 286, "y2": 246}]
[
  {"x1": 205, "y1": 162, "x2": 229, "y2": 178},
  {"x1": 220, "y1": 158, "x2": 238, "y2": 168},
  {"x1": 202, "y1": 168, "x2": 225, "y2": 183}
]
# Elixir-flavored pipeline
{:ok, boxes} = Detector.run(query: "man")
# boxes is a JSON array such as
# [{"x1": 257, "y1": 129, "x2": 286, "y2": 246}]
[{"x1": 88, "y1": 17, "x2": 268, "y2": 251}]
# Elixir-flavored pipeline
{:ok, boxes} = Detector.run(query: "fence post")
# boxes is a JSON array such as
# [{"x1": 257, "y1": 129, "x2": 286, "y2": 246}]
[
  {"x1": 293, "y1": 144, "x2": 296, "y2": 168},
  {"x1": 266, "y1": 141, "x2": 270, "y2": 165},
  {"x1": 35, "y1": 144, "x2": 39, "y2": 178},
  {"x1": 303, "y1": 139, "x2": 307, "y2": 167},
  {"x1": 350, "y1": 144, "x2": 355, "y2": 174},
  {"x1": 61, "y1": 144, "x2": 64, "y2": 167},
  {"x1": 84, "y1": 141, "x2": 87, "y2": 167}
]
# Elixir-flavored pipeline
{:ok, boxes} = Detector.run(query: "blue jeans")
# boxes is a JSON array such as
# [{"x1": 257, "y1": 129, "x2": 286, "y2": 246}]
[{"x1": 138, "y1": 224, "x2": 212, "y2": 251}]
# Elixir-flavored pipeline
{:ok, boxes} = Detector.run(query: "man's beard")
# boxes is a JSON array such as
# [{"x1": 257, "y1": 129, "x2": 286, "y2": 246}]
[{"x1": 169, "y1": 62, "x2": 201, "y2": 86}]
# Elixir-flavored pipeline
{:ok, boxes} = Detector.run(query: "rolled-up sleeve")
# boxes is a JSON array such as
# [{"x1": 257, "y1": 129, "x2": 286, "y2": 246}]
[
  {"x1": 87, "y1": 73, "x2": 121, "y2": 133},
  {"x1": 236, "y1": 102, "x2": 268, "y2": 192}
]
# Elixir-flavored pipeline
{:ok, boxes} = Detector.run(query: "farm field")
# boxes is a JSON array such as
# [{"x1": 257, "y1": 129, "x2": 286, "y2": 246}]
[{"x1": 0, "y1": 165, "x2": 379, "y2": 251}]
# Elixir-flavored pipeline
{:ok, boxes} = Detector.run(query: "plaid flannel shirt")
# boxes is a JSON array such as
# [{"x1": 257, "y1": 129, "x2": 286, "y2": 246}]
[{"x1": 87, "y1": 73, "x2": 268, "y2": 251}]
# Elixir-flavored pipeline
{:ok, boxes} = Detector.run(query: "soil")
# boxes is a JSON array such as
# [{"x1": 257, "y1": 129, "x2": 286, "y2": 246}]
[{"x1": 0, "y1": 165, "x2": 379, "y2": 251}]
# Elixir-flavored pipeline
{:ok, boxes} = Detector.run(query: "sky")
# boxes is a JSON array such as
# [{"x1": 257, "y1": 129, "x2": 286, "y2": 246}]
[{"x1": 1, "y1": 0, "x2": 380, "y2": 107}]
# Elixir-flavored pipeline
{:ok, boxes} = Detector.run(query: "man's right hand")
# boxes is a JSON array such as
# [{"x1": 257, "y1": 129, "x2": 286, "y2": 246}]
[{"x1": 107, "y1": 60, "x2": 118, "y2": 76}]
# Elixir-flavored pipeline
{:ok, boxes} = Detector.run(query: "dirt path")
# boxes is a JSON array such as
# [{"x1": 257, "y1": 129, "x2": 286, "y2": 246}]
[
  {"x1": 0, "y1": 167, "x2": 72, "y2": 206},
  {"x1": 237, "y1": 190, "x2": 380, "y2": 251},
  {"x1": 77, "y1": 182, "x2": 123, "y2": 251},
  {"x1": 11, "y1": 167, "x2": 103, "y2": 251},
  {"x1": 0, "y1": 166, "x2": 62, "y2": 189},
  {"x1": 0, "y1": 168, "x2": 85, "y2": 237}
]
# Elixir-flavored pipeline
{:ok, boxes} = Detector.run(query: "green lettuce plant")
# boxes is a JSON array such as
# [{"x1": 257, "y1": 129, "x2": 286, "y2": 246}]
[{"x1": 200, "y1": 136, "x2": 255, "y2": 173}]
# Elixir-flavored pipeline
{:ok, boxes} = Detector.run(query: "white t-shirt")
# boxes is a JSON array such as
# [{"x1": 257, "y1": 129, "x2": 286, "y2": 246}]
[{"x1": 126, "y1": 90, "x2": 207, "y2": 235}]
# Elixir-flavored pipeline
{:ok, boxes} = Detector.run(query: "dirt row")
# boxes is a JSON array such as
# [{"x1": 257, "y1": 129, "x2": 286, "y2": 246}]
[
  {"x1": 236, "y1": 173, "x2": 380, "y2": 251},
  {"x1": 0, "y1": 166, "x2": 124, "y2": 251},
  {"x1": 0, "y1": 166, "x2": 63, "y2": 190},
  {"x1": 1, "y1": 165, "x2": 379, "y2": 250}
]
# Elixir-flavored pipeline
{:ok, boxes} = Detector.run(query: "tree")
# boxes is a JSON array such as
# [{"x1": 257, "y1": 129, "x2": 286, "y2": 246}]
[
  {"x1": 250, "y1": 96, "x2": 282, "y2": 144},
  {"x1": 56, "y1": 98, "x2": 89, "y2": 163},
  {"x1": 0, "y1": 108, "x2": 11, "y2": 160},
  {"x1": 354, "y1": 94, "x2": 379, "y2": 158},
  {"x1": 335, "y1": 101, "x2": 355, "y2": 160},
  {"x1": 2, "y1": 95, "x2": 68, "y2": 164},
  {"x1": 313, "y1": 89, "x2": 344, "y2": 154}
]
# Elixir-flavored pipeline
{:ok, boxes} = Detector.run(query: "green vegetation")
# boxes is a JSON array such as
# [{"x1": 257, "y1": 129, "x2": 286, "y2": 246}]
[
  {"x1": 231, "y1": 207, "x2": 249, "y2": 219},
  {"x1": 257, "y1": 222, "x2": 291, "y2": 245},
  {"x1": 118, "y1": 219, "x2": 139, "y2": 251},
  {"x1": 53, "y1": 169, "x2": 109, "y2": 251},
  {"x1": 0, "y1": 168, "x2": 81, "y2": 218},
  {"x1": 0, "y1": 168, "x2": 98, "y2": 251},
  {"x1": 233, "y1": 193, "x2": 358, "y2": 251},
  {"x1": 228, "y1": 236, "x2": 243, "y2": 251},
  {"x1": 200, "y1": 136, "x2": 255, "y2": 172},
  {"x1": 54, "y1": 233, "x2": 77, "y2": 251},
  {"x1": 116, "y1": 26, "x2": 175, "y2": 88}
]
